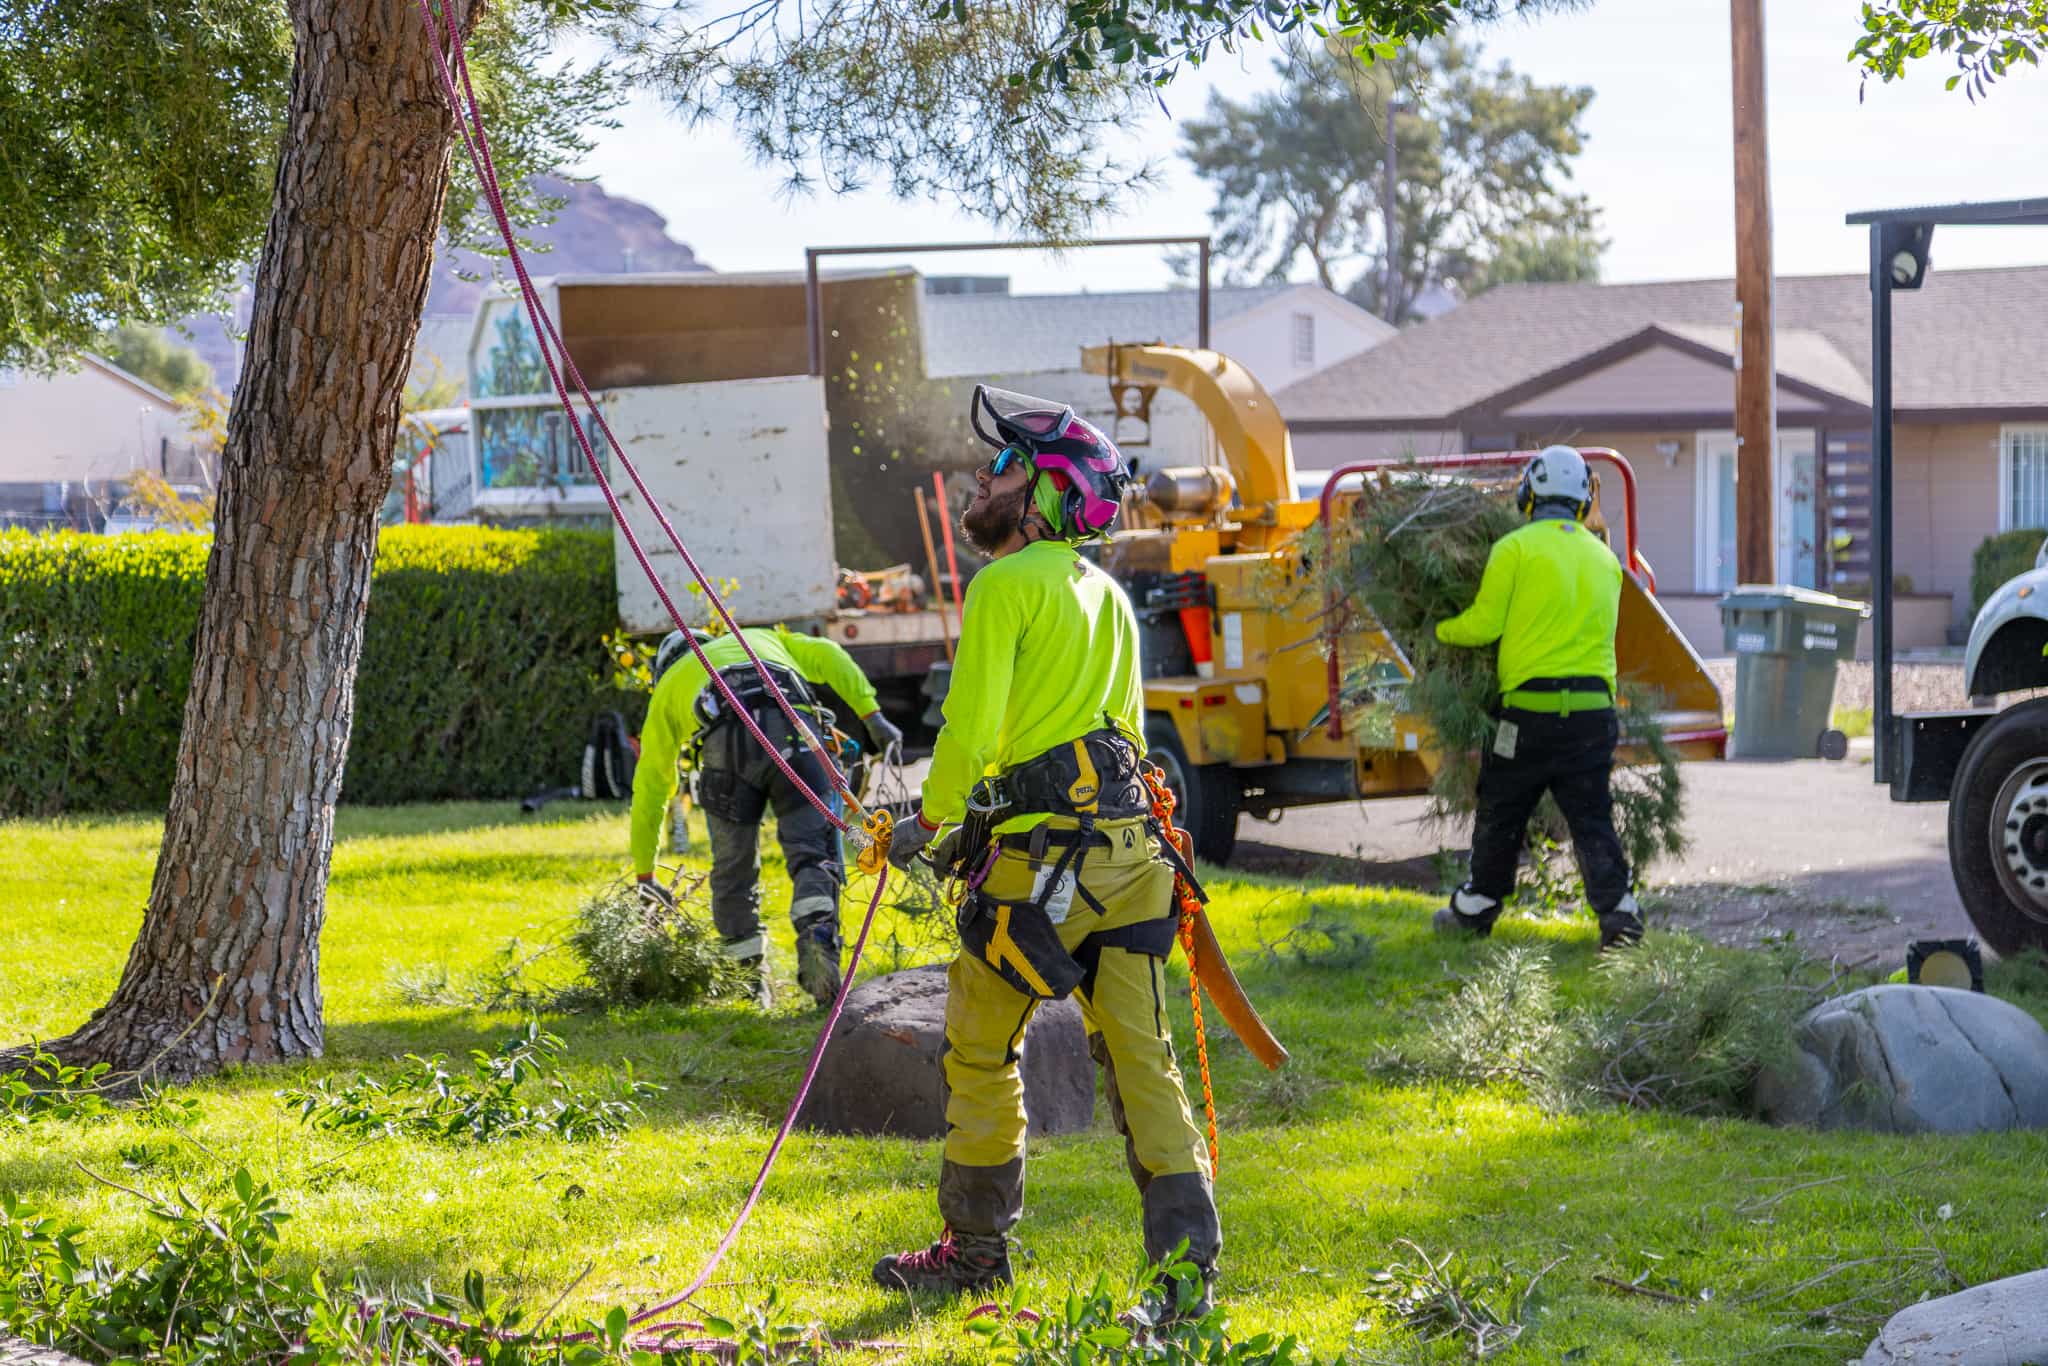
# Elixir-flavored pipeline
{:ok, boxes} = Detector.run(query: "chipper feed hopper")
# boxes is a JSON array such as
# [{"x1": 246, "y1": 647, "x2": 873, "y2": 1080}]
[{"x1": 1083, "y1": 342, "x2": 1727, "y2": 864}]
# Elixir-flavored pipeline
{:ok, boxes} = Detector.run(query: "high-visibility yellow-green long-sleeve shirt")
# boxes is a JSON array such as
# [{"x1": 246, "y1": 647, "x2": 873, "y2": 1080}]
[
  {"x1": 1434, "y1": 516, "x2": 1622, "y2": 693},
  {"x1": 630, "y1": 625, "x2": 878, "y2": 874},
  {"x1": 922, "y1": 540, "x2": 1146, "y2": 832}
]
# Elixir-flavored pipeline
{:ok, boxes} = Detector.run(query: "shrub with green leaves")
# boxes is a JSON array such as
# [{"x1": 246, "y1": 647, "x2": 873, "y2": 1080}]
[
  {"x1": 567, "y1": 878, "x2": 751, "y2": 1007},
  {"x1": 1313, "y1": 476, "x2": 1687, "y2": 886},
  {"x1": 0, "y1": 1047, "x2": 114, "y2": 1126},
  {"x1": 279, "y1": 1023, "x2": 658, "y2": 1143},
  {"x1": 0, "y1": 525, "x2": 633, "y2": 814},
  {"x1": 1377, "y1": 939, "x2": 1833, "y2": 1117},
  {"x1": 0, "y1": 1170, "x2": 817, "y2": 1363},
  {"x1": 1971, "y1": 526, "x2": 2046, "y2": 614}
]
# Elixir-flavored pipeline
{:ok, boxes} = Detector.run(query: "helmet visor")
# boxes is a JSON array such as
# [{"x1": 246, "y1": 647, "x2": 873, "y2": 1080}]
[{"x1": 971, "y1": 384, "x2": 1076, "y2": 451}]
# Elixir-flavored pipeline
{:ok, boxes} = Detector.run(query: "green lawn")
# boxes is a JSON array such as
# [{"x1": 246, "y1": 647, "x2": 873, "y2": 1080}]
[{"x1": 4, "y1": 803, "x2": 2048, "y2": 1362}]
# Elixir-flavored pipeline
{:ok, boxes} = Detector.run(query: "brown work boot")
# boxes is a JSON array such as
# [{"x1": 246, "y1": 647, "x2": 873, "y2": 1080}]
[{"x1": 871, "y1": 1229, "x2": 1012, "y2": 1295}]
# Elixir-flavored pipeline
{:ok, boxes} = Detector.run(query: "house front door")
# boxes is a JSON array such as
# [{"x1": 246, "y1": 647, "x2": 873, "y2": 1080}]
[{"x1": 1696, "y1": 428, "x2": 1818, "y2": 591}]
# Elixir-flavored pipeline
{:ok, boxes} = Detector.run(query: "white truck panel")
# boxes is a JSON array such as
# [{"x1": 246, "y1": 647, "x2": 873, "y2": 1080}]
[{"x1": 608, "y1": 376, "x2": 838, "y2": 634}]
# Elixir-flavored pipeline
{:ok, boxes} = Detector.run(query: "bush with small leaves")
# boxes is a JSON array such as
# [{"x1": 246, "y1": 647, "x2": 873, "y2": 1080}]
[{"x1": 279, "y1": 1023, "x2": 659, "y2": 1143}]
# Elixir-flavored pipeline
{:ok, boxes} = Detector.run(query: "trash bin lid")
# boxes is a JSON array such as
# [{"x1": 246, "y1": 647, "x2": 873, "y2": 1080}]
[{"x1": 1716, "y1": 583, "x2": 1870, "y2": 616}]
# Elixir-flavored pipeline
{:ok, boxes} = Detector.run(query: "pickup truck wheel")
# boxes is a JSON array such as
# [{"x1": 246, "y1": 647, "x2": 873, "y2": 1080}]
[
  {"x1": 1144, "y1": 716, "x2": 1239, "y2": 866},
  {"x1": 1948, "y1": 696, "x2": 2048, "y2": 956}
]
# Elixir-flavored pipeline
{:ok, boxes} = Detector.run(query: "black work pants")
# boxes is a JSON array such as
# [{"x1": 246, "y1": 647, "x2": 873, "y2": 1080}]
[
  {"x1": 1467, "y1": 706, "x2": 1631, "y2": 915},
  {"x1": 694, "y1": 715, "x2": 844, "y2": 955}
]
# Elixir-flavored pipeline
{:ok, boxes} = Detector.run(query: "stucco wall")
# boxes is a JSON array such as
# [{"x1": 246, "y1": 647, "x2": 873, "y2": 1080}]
[
  {"x1": 1567, "y1": 430, "x2": 1696, "y2": 592},
  {"x1": 1289, "y1": 428, "x2": 1464, "y2": 482},
  {"x1": 1217, "y1": 289, "x2": 1393, "y2": 395},
  {"x1": 0, "y1": 363, "x2": 187, "y2": 483},
  {"x1": 1891, "y1": 421, "x2": 2000, "y2": 629}
]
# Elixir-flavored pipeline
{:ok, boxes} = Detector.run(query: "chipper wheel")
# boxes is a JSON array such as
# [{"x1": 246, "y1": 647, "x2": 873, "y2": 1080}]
[{"x1": 1144, "y1": 715, "x2": 1239, "y2": 866}]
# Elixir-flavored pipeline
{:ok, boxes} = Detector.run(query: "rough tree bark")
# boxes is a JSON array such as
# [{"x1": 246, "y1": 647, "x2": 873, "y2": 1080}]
[{"x1": 10, "y1": 0, "x2": 472, "y2": 1080}]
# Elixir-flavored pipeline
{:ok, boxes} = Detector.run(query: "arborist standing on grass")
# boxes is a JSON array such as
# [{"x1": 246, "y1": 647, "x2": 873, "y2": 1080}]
[
  {"x1": 876, "y1": 385, "x2": 1222, "y2": 1316},
  {"x1": 630, "y1": 623, "x2": 901, "y2": 1008},
  {"x1": 1432, "y1": 445, "x2": 1645, "y2": 951}
]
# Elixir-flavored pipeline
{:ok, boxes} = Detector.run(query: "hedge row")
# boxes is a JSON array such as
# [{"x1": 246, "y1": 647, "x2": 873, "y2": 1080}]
[{"x1": 0, "y1": 526, "x2": 638, "y2": 815}]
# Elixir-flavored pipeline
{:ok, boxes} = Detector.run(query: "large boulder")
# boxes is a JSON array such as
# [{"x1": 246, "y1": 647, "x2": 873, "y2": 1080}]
[
  {"x1": 799, "y1": 964, "x2": 1094, "y2": 1139},
  {"x1": 1755, "y1": 985, "x2": 2048, "y2": 1133},
  {"x1": 1858, "y1": 1268, "x2": 2048, "y2": 1365}
]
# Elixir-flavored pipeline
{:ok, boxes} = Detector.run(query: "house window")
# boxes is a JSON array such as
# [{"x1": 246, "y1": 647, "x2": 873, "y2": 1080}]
[
  {"x1": 2000, "y1": 425, "x2": 2048, "y2": 531},
  {"x1": 1291, "y1": 312, "x2": 1316, "y2": 367}
]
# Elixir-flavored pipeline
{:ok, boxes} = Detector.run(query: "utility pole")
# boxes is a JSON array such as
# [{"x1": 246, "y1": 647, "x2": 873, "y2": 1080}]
[
  {"x1": 1731, "y1": 0, "x2": 1776, "y2": 584},
  {"x1": 1383, "y1": 96, "x2": 1403, "y2": 323}
]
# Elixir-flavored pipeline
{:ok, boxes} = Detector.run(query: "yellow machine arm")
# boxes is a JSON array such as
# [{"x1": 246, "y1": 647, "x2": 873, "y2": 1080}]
[{"x1": 1081, "y1": 343, "x2": 1300, "y2": 519}]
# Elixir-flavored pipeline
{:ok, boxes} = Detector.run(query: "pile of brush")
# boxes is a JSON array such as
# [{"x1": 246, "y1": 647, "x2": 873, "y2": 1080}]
[{"x1": 1319, "y1": 472, "x2": 1686, "y2": 894}]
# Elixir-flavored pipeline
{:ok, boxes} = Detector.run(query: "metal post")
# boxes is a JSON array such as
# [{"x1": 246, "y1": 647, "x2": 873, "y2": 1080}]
[
  {"x1": 1869, "y1": 224, "x2": 1895, "y2": 785},
  {"x1": 1197, "y1": 239, "x2": 1212, "y2": 349},
  {"x1": 1383, "y1": 98, "x2": 1402, "y2": 321},
  {"x1": 804, "y1": 249, "x2": 823, "y2": 377}
]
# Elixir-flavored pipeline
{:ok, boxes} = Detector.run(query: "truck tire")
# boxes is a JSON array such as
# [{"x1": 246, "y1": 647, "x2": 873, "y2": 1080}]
[
  {"x1": 1145, "y1": 715, "x2": 1239, "y2": 866},
  {"x1": 1948, "y1": 695, "x2": 2048, "y2": 956}
]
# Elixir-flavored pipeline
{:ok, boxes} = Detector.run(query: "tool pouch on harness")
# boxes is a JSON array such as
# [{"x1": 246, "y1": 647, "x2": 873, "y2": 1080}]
[
  {"x1": 950, "y1": 727, "x2": 1149, "y2": 1001},
  {"x1": 689, "y1": 662, "x2": 833, "y2": 824}
]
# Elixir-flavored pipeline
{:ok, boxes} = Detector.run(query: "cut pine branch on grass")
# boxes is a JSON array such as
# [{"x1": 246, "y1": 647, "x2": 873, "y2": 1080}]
[{"x1": 1311, "y1": 473, "x2": 1688, "y2": 895}]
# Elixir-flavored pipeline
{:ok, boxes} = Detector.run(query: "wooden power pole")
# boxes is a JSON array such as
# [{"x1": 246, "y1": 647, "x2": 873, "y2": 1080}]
[{"x1": 1731, "y1": 0, "x2": 1776, "y2": 584}]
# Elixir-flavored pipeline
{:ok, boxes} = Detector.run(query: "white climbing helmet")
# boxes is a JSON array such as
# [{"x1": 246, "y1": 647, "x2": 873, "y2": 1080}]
[{"x1": 1516, "y1": 444, "x2": 1593, "y2": 520}]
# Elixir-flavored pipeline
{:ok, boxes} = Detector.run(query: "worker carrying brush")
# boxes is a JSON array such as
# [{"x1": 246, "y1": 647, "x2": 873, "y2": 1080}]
[
  {"x1": 1432, "y1": 444, "x2": 1646, "y2": 951},
  {"x1": 630, "y1": 622, "x2": 900, "y2": 1008},
  {"x1": 876, "y1": 385, "x2": 1222, "y2": 1317}
]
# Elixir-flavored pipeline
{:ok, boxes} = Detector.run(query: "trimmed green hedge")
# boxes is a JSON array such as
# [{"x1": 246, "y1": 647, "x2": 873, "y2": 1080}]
[
  {"x1": 0, "y1": 526, "x2": 635, "y2": 815},
  {"x1": 1971, "y1": 527, "x2": 2047, "y2": 616}
]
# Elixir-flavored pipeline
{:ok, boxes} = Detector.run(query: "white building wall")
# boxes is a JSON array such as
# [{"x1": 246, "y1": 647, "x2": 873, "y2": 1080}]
[
  {"x1": 0, "y1": 363, "x2": 188, "y2": 483},
  {"x1": 1215, "y1": 287, "x2": 1394, "y2": 393}
]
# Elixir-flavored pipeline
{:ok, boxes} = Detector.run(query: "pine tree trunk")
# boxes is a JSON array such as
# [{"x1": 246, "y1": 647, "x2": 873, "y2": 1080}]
[{"x1": 15, "y1": 0, "x2": 470, "y2": 1081}]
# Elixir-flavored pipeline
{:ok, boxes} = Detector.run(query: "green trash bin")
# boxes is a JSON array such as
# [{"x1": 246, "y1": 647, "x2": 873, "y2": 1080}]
[{"x1": 1718, "y1": 585, "x2": 1869, "y2": 759}]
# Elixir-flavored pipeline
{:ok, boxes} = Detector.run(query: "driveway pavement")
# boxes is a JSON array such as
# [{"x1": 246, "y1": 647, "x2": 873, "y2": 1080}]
[{"x1": 1232, "y1": 755, "x2": 1979, "y2": 965}]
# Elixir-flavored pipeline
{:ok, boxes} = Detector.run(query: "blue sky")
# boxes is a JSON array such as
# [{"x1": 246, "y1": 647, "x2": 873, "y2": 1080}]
[{"x1": 570, "y1": 0, "x2": 2048, "y2": 296}]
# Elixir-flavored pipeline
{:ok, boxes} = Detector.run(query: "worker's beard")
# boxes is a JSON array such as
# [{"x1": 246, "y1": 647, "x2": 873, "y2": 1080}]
[{"x1": 961, "y1": 483, "x2": 1029, "y2": 555}]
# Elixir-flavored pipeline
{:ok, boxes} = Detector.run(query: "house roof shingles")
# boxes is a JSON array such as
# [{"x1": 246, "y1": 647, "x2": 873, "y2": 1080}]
[{"x1": 1276, "y1": 264, "x2": 2048, "y2": 424}]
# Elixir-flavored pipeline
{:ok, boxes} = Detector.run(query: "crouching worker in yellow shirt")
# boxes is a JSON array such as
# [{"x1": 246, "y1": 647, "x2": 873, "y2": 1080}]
[
  {"x1": 630, "y1": 624, "x2": 900, "y2": 1007},
  {"x1": 1432, "y1": 445, "x2": 1644, "y2": 951}
]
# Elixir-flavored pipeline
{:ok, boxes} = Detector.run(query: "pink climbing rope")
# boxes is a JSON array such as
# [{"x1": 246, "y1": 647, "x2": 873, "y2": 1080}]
[
  {"x1": 406, "y1": 0, "x2": 911, "y2": 1345},
  {"x1": 418, "y1": 0, "x2": 855, "y2": 833}
]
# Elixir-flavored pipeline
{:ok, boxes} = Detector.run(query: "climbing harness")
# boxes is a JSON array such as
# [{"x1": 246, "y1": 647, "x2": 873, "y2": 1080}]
[{"x1": 410, "y1": 2, "x2": 901, "y2": 1349}]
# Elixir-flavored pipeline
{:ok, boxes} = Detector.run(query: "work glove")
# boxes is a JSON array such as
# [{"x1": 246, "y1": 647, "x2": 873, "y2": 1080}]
[
  {"x1": 862, "y1": 709, "x2": 903, "y2": 754},
  {"x1": 636, "y1": 875, "x2": 676, "y2": 913},
  {"x1": 887, "y1": 809, "x2": 942, "y2": 871}
]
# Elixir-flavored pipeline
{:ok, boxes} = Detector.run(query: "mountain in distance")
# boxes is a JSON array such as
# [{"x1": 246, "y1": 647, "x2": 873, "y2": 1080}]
[{"x1": 174, "y1": 175, "x2": 711, "y2": 391}]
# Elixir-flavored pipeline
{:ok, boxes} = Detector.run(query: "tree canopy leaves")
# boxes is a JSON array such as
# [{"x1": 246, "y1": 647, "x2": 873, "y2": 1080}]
[
  {"x1": 0, "y1": 0, "x2": 622, "y2": 368},
  {"x1": 1852, "y1": 1, "x2": 2046, "y2": 101},
  {"x1": 1180, "y1": 36, "x2": 1598, "y2": 321}
]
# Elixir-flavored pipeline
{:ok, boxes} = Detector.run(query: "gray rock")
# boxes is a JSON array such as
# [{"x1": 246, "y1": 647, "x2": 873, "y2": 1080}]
[
  {"x1": 1859, "y1": 1268, "x2": 2048, "y2": 1365},
  {"x1": 799, "y1": 964, "x2": 1094, "y2": 1139},
  {"x1": 1756, "y1": 985, "x2": 2048, "y2": 1133},
  {"x1": 1, "y1": 1339, "x2": 93, "y2": 1366}
]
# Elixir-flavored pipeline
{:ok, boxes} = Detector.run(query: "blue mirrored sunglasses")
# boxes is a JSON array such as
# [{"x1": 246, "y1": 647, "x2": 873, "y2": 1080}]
[{"x1": 984, "y1": 444, "x2": 1029, "y2": 478}]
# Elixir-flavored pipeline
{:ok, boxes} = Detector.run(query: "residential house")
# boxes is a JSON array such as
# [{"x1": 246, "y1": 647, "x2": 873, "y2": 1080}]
[
  {"x1": 920, "y1": 278, "x2": 1391, "y2": 466},
  {"x1": 1276, "y1": 265, "x2": 2048, "y2": 654},
  {"x1": 0, "y1": 357, "x2": 194, "y2": 530}
]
